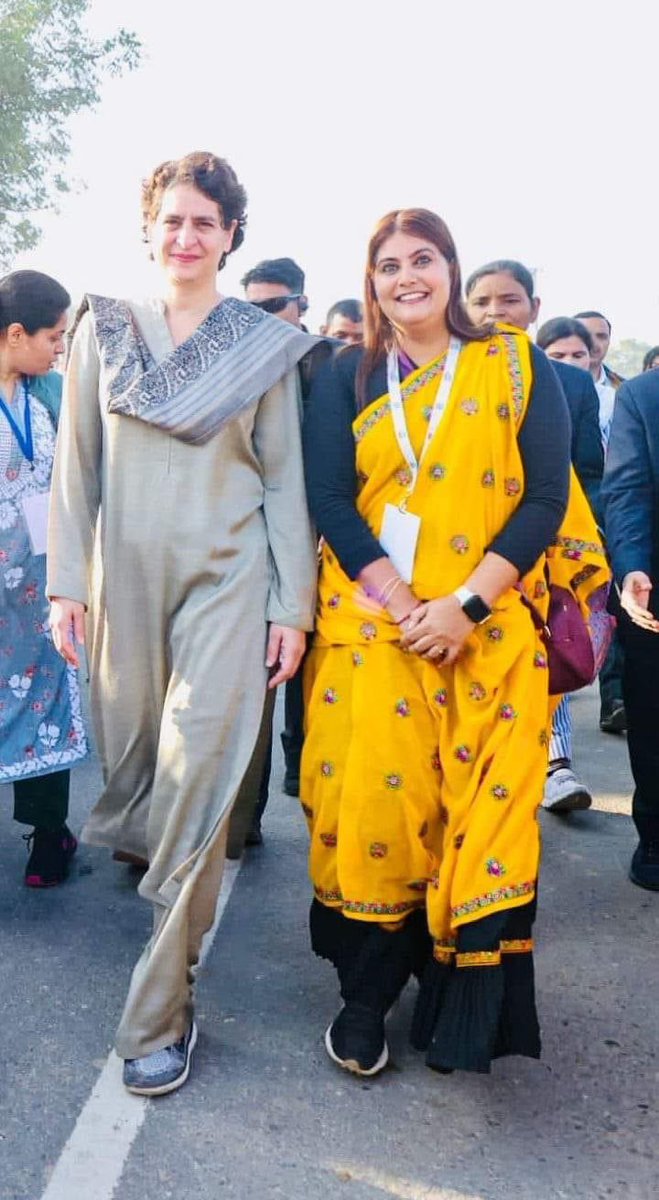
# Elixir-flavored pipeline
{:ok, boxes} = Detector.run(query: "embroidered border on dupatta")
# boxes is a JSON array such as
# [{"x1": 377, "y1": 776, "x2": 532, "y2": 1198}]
[
  {"x1": 353, "y1": 356, "x2": 446, "y2": 444},
  {"x1": 552, "y1": 534, "x2": 607, "y2": 559},
  {"x1": 499, "y1": 331, "x2": 526, "y2": 422},
  {"x1": 313, "y1": 884, "x2": 426, "y2": 917},
  {"x1": 450, "y1": 879, "x2": 535, "y2": 921},
  {"x1": 82, "y1": 294, "x2": 320, "y2": 445}
]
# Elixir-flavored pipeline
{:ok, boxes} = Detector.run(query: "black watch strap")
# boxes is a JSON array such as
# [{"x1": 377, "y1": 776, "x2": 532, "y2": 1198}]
[{"x1": 454, "y1": 587, "x2": 492, "y2": 624}]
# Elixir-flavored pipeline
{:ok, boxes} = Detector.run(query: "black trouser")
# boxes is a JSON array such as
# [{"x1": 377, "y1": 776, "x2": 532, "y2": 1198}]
[
  {"x1": 280, "y1": 669, "x2": 305, "y2": 785},
  {"x1": 618, "y1": 612, "x2": 659, "y2": 843},
  {"x1": 226, "y1": 689, "x2": 276, "y2": 856},
  {"x1": 13, "y1": 769, "x2": 70, "y2": 832},
  {"x1": 598, "y1": 627, "x2": 625, "y2": 711}
]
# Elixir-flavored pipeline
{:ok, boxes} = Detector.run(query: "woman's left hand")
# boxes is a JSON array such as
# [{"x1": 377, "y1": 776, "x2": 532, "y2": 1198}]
[
  {"x1": 400, "y1": 596, "x2": 474, "y2": 664},
  {"x1": 266, "y1": 624, "x2": 307, "y2": 688}
]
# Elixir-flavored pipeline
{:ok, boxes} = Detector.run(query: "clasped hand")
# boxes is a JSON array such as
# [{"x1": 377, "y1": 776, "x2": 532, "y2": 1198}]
[{"x1": 400, "y1": 596, "x2": 474, "y2": 663}]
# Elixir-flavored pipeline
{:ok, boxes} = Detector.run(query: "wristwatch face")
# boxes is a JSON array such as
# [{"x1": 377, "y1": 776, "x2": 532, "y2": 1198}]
[{"x1": 463, "y1": 594, "x2": 492, "y2": 624}]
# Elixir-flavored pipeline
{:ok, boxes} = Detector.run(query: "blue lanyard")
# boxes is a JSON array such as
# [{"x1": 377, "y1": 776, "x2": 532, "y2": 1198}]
[{"x1": 0, "y1": 378, "x2": 34, "y2": 466}]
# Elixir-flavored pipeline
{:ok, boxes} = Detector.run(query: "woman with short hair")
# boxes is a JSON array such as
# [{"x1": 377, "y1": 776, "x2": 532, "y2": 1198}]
[{"x1": 48, "y1": 151, "x2": 318, "y2": 1095}]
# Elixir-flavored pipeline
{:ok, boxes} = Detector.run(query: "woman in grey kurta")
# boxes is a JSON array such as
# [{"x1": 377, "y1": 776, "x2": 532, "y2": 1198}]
[
  {"x1": 47, "y1": 152, "x2": 318, "y2": 1096},
  {"x1": 0, "y1": 270, "x2": 87, "y2": 886}
]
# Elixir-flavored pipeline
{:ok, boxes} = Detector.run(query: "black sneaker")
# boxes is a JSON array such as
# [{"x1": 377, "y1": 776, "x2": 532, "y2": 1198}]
[
  {"x1": 629, "y1": 842, "x2": 659, "y2": 892},
  {"x1": 599, "y1": 700, "x2": 626, "y2": 734},
  {"x1": 283, "y1": 772, "x2": 300, "y2": 797},
  {"x1": 324, "y1": 1003, "x2": 389, "y2": 1077},
  {"x1": 24, "y1": 825, "x2": 77, "y2": 888}
]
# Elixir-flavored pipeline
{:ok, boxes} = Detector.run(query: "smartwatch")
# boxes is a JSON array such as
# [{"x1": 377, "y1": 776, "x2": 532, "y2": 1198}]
[{"x1": 453, "y1": 586, "x2": 492, "y2": 625}]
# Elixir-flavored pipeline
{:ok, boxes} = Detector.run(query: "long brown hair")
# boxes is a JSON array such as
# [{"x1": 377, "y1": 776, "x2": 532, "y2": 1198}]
[{"x1": 357, "y1": 208, "x2": 490, "y2": 408}]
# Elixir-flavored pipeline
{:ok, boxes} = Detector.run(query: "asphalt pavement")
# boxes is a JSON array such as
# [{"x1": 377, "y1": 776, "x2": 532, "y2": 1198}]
[{"x1": 1, "y1": 686, "x2": 657, "y2": 1200}]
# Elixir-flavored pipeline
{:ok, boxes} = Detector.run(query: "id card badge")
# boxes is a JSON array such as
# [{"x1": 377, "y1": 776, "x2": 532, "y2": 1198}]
[
  {"x1": 380, "y1": 503, "x2": 421, "y2": 584},
  {"x1": 21, "y1": 491, "x2": 50, "y2": 556}
]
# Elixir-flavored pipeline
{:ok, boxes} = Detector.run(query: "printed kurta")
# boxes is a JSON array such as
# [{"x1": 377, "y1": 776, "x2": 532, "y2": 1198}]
[{"x1": 0, "y1": 380, "x2": 87, "y2": 782}]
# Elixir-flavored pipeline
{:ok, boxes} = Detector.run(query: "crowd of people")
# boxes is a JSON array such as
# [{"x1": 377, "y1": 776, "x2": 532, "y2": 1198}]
[{"x1": 1, "y1": 149, "x2": 657, "y2": 1098}]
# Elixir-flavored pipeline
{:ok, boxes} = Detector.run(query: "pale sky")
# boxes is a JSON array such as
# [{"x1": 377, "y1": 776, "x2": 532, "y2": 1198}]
[{"x1": 16, "y1": 0, "x2": 659, "y2": 343}]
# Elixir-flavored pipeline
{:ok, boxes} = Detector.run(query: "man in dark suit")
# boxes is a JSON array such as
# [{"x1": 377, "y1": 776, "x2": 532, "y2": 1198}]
[{"x1": 602, "y1": 368, "x2": 659, "y2": 890}]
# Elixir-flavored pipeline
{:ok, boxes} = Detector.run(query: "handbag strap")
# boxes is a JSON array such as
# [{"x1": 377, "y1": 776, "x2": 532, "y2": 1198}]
[{"x1": 516, "y1": 587, "x2": 552, "y2": 639}]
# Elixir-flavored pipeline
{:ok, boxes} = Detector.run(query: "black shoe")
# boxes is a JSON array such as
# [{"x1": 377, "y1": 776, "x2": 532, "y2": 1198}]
[
  {"x1": 244, "y1": 822, "x2": 263, "y2": 847},
  {"x1": 283, "y1": 772, "x2": 300, "y2": 797},
  {"x1": 599, "y1": 700, "x2": 626, "y2": 734},
  {"x1": 629, "y1": 842, "x2": 659, "y2": 891},
  {"x1": 324, "y1": 1003, "x2": 389, "y2": 1077},
  {"x1": 24, "y1": 825, "x2": 77, "y2": 887}
]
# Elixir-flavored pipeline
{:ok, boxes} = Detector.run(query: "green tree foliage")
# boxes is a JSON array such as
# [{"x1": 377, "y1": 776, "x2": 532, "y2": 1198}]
[
  {"x1": 0, "y1": 0, "x2": 141, "y2": 268},
  {"x1": 608, "y1": 338, "x2": 654, "y2": 380}
]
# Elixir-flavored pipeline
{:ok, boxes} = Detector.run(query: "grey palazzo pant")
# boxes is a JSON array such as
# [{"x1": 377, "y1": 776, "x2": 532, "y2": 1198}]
[{"x1": 84, "y1": 567, "x2": 270, "y2": 1060}]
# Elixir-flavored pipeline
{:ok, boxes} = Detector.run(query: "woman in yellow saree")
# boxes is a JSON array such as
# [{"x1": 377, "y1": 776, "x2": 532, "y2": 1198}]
[{"x1": 302, "y1": 209, "x2": 609, "y2": 1078}]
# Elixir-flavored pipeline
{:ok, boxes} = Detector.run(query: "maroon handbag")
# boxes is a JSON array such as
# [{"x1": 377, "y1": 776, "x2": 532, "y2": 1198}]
[{"x1": 520, "y1": 583, "x2": 615, "y2": 696}]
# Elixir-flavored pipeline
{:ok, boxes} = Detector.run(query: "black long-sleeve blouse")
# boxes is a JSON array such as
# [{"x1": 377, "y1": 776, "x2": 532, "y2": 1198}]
[{"x1": 303, "y1": 343, "x2": 570, "y2": 580}]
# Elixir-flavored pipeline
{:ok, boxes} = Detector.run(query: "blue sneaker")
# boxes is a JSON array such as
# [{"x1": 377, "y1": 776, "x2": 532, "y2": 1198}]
[{"x1": 123, "y1": 1022, "x2": 197, "y2": 1096}]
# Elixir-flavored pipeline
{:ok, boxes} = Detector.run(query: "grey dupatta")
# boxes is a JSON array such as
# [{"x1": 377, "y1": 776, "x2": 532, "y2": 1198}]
[{"x1": 79, "y1": 294, "x2": 321, "y2": 445}]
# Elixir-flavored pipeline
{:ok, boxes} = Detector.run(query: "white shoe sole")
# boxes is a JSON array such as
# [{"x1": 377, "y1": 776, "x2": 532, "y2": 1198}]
[
  {"x1": 543, "y1": 789, "x2": 592, "y2": 813},
  {"x1": 124, "y1": 1022, "x2": 198, "y2": 1097},
  {"x1": 324, "y1": 1023, "x2": 389, "y2": 1077}
]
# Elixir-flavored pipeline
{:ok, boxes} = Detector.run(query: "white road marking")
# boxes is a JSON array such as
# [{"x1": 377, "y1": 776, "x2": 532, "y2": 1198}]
[
  {"x1": 40, "y1": 858, "x2": 242, "y2": 1200},
  {"x1": 328, "y1": 1163, "x2": 485, "y2": 1200}
]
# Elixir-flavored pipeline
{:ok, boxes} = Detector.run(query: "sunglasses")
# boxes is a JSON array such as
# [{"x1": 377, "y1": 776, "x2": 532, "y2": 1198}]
[{"x1": 250, "y1": 293, "x2": 306, "y2": 315}]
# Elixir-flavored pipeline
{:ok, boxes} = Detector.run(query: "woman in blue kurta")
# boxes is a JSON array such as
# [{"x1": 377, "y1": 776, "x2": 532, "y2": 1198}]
[{"x1": 0, "y1": 271, "x2": 88, "y2": 885}]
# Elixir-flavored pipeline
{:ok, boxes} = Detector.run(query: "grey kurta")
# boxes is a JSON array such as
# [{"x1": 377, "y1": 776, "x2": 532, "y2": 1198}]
[{"x1": 47, "y1": 298, "x2": 317, "y2": 1056}]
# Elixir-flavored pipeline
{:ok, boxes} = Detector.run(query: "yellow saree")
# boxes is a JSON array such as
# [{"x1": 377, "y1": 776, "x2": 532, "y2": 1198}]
[{"x1": 302, "y1": 328, "x2": 609, "y2": 972}]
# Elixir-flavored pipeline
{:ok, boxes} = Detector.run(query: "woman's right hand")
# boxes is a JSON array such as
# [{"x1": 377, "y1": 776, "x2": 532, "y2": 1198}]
[{"x1": 49, "y1": 598, "x2": 86, "y2": 668}]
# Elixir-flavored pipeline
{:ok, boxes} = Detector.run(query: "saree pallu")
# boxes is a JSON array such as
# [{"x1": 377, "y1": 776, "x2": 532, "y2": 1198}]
[{"x1": 302, "y1": 329, "x2": 609, "y2": 1071}]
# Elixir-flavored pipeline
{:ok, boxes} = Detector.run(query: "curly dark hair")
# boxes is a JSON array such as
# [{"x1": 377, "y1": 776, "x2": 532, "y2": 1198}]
[{"x1": 141, "y1": 151, "x2": 247, "y2": 269}]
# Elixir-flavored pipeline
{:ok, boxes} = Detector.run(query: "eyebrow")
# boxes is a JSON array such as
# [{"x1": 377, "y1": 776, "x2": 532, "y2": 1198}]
[
  {"x1": 376, "y1": 245, "x2": 436, "y2": 266},
  {"x1": 163, "y1": 213, "x2": 218, "y2": 222}
]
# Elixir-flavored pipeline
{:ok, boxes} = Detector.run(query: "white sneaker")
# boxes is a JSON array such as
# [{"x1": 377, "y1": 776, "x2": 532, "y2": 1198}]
[{"x1": 542, "y1": 767, "x2": 592, "y2": 813}]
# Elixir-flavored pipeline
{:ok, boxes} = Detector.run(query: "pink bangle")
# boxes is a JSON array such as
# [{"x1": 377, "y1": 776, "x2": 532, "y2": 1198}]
[{"x1": 396, "y1": 603, "x2": 422, "y2": 626}]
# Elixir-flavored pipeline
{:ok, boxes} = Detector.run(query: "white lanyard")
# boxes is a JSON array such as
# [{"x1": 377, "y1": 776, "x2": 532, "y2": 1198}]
[{"x1": 386, "y1": 336, "x2": 461, "y2": 509}]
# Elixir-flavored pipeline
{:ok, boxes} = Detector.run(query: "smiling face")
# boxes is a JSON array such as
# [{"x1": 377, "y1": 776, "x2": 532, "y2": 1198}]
[
  {"x1": 466, "y1": 270, "x2": 540, "y2": 332},
  {"x1": 148, "y1": 183, "x2": 236, "y2": 288},
  {"x1": 2, "y1": 312, "x2": 68, "y2": 377},
  {"x1": 371, "y1": 231, "x2": 452, "y2": 339},
  {"x1": 544, "y1": 334, "x2": 591, "y2": 371}
]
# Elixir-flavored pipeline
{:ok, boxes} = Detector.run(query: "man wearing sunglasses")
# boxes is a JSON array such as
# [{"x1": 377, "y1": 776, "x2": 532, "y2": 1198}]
[{"x1": 242, "y1": 257, "x2": 309, "y2": 328}]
